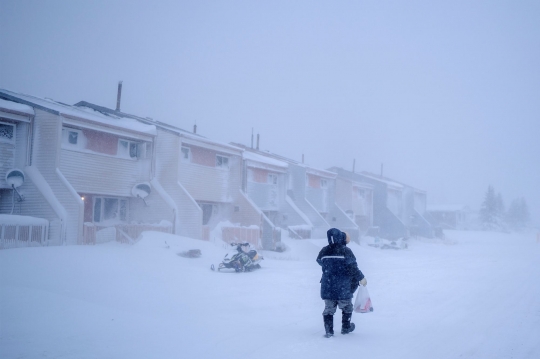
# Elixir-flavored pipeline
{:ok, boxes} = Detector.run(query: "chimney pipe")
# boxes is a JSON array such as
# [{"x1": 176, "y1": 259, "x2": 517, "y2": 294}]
[
  {"x1": 380, "y1": 163, "x2": 383, "y2": 178},
  {"x1": 193, "y1": 124, "x2": 197, "y2": 134},
  {"x1": 256, "y1": 134, "x2": 260, "y2": 150},
  {"x1": 116, "y1": 81, "x2": 123, "y2": 111},
  {"x1": 302, "y1": 154, "x2": 304, "y2": 164},
  {"x1": 353, "y1": 159, "x2": 356, "y2": 173}
]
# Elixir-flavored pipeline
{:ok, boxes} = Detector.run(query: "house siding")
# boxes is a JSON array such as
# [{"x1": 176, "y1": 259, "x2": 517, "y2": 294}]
[
  {"x1": 178, "y1": 143, "x2": 242, "y2": 204},
  {"x1": 31, "y1": 109, "x2": 82, "y2": 244},
  {"x1": 0, "y1": 120, "x2": 16, "y2": 188},
  {"x1": 155, "y1": 130, "x2": 201, "y2": 239},
  {"x1": 59, "y1": 149, "x2": 150, "y2": 196},
  {"x1": 246, "y1": 168, "x2": 286, "y2": 211}
]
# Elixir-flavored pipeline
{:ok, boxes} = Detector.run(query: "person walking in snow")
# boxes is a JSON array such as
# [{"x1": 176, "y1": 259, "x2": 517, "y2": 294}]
[{"x1": 317, "y1": 228, "x2": 367, "y2": 338}]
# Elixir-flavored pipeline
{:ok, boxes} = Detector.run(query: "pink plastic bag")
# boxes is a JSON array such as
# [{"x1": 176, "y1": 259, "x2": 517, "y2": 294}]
[{"x1": 354, "y1": 286, "x2": 373, "y2": 313}]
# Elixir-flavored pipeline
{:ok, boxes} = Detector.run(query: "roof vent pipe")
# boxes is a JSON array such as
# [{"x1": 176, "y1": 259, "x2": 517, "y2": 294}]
[
  {"x1": 116, "y1": 81, "x2": 123, "y2": 111},
  {"x1": 353, "y1": 159, "x2": 356, "y2": 173},
  {"x1": 256, "y1": 133, "x2": 260, "y2": 150},
  {"x1": 193, "y1": 124, "x2": 197, "y2": 134}
]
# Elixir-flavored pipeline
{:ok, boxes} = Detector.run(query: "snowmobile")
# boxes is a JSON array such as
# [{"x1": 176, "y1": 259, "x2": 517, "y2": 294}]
[{"x1": 211, "y1": 242, "x2": 263, "y2": 272}]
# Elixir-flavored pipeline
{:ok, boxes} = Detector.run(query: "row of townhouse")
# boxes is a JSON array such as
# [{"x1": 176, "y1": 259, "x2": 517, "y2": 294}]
[{"x1": 0, "y1": 87, "x2": 440, "y2": 249}]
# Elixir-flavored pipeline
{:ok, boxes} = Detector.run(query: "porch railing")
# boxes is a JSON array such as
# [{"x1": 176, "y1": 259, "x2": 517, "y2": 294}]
[{"x1": 0, "y1": 215, "x2": 49, "y2": 249}]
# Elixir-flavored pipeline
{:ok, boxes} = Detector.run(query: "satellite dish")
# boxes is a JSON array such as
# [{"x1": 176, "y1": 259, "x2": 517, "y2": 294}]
[
  {"x1": 6, "y1": 169, "x2": 25, "y2": 188},
  {"x1": 131, "y1": 182, "x2": 151, "y2": 199}
]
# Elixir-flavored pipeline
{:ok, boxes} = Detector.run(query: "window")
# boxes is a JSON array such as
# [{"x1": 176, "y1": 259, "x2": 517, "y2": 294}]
[
  {"x1": 93, "y1": 197, "x2": 128, "y2": 223},
  {"x1": 216, "y1": 155, "x2": 229, "y2": 169},
  {"x1": 118, "y1": 139, "x2": 139, "y2": 159},
  {"x1": 320, "y1": 179, "x2": 328, "y2": 188},
  {"x1": 0, "y1": 122, "x2": 15, "y2": 143},
  {"x1": 62, "y1": 128, "x2": 85, "y2": 149},
  {"x1": 181, "y1": 146, "x2": 191, "y2": 162},
  {"x1": 268, "y1": 173, "x2": 278, "y2": 185}
]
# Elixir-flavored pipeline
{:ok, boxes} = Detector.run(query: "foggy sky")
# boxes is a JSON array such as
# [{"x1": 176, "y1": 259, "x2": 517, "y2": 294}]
[{"x1": 1, "y1": 1, "x2": 539, "y2": 224}]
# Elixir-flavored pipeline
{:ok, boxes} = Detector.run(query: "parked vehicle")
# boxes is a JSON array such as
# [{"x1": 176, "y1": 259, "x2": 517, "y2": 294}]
[{"x1": 211, "y1": 242, "x2": 263, "y2": 272}]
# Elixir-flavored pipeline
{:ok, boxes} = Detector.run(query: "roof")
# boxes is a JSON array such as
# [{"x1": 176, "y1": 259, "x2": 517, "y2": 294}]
[
  {"x1": 231, "y1": 142, "x2": 336, "y2": 178},
  {"x1": 242, "y1": 150, "x2": 289, "y2": 169},
  {"x1": 76, "y1": 101, "x2": 242, "y2": 154},
  {"x1": 0, "y1": 89, "x2": 156, "y2": 136},
  {"x1": 359, "y1": 171, "x2": 405, "y2": 189},
  {"x1": 0, "y1": 98, "x2": 35, "y2": 116}
]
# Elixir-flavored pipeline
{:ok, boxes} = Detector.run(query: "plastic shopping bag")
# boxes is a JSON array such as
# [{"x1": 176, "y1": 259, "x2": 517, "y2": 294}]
[{"x1": 354, "y1": 285, "x2": 373, "y2": 313}]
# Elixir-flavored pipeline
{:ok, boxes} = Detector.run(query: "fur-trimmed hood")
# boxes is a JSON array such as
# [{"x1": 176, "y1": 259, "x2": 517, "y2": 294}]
[{"x1": 327, "y1": 228, "x2": 347, "y2": 245}]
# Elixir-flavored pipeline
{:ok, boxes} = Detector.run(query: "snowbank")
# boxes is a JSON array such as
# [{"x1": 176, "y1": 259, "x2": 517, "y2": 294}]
[{"x1": 1, "y1": 230, "x2": 539, "y2": 359}]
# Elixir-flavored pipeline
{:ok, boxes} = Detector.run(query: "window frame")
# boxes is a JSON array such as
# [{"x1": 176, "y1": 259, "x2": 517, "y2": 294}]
[
  {"x1": 117, "y1": 139, "x2": 139, "y2": 159},
  {"x1": 268, "y1": 173, "x2": 278, "y2": 185},
  {"x1": 181, "y1": 146, "x2": 192, "y2": 163},
  {"x1": 0, "y1": 121, "x2": 15, "y2": 144},
  {"x1": 216, "y1": 154, "x2": 229, "y2": 169},
  {"x1": 93, "y1": 196, "x2": 128, "y2": 223},
  {"x1": 61, "y1": 127, "x2": 84, "y2": 149}
]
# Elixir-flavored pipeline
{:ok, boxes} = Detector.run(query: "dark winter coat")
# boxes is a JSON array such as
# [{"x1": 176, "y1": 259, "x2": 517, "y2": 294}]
[{"x1": 317, "y1": 228, "x2": 364, "y2": 300}]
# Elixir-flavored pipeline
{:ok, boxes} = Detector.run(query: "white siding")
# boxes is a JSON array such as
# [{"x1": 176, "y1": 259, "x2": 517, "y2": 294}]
[
  {"x1": 31, "y1": 109, "x2": 82, "y2": 244},
  {"x1": 59, "y1": 149, "x2": 150, "y2": 196},
  {"x1": 246, "y1": 171, "x2": 286, "y2": 211},
  {"x1": 386, "y1": 188, "x2": 403, "y2": 220},
  {"x1": 179, "y1": 147, "x2": 243, "y2": 204},
  {"x1": 155, "y1": 130, "x2": 201, "y2": 238},
  {"x1": 0, "y1": 119, "x2": 18, "y2": 188}
]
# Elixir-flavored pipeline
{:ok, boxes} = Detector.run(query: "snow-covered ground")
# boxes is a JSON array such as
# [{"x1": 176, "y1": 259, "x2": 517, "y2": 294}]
[{"x1": 1, "y1": 230, "x2": 539, "y2": 359}]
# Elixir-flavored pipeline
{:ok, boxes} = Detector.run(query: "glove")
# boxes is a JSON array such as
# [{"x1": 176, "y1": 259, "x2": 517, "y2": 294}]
[{"x1": 359, "y1": 278, "x2": 367, "y2": 287}]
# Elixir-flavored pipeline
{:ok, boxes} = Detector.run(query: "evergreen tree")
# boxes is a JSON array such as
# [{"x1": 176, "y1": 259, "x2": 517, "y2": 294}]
[
  {"x1": 496, "y1": 192, "x2": 505, "y2": 218},
  {"x1": 480, "y1": 186, "x2": 496, "y2": 224}
]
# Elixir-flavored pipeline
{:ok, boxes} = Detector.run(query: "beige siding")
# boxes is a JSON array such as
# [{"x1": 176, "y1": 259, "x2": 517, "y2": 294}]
[
  {"x1": 31, "y1": 109, "x2": 82, "y2": 244},
  {"x1": 174, "y1": 182, "x2": 202, "y2": 239},
  {"x1": 14, "y1": 122, "x2": 29, "y2": 168},
  {"x1": 0, "y1": 141, "x2": 14, "y2": 188},
  {"x1": 179, "y1": 151, "x2": 243, "y2": 204},
  {"x1": 0, "y1": 119, "x2": 20, "y2": 188},
  {"x1": 155, "y1": 130, "x2": 201, "y2": 238},
  {"x1": 231, "y1": 190, "x2": 262, "y2": 227},
  {"x1": 59, "y1": 149, "x2": 150, "y2": 196},
  {"x1": 129, "y1": 190, "x2": 175, "y2": 226},
  {"x1": 335, "y1": 177, "x2": 353, "y2": 212}
]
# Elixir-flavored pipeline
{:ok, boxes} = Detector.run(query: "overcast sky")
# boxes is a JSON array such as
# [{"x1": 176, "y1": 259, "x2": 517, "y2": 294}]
[{"x1": 1, "y1": 1, "x2": 539, "y2": 224}]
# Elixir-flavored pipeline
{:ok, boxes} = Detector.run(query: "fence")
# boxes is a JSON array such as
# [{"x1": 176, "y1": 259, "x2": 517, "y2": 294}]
[
  {"x1": 221, "y1": 226, "x2": 261, "y2": 248},
  {"x1": 0, "y1": 216, "x2": 49, "y2": 249}
]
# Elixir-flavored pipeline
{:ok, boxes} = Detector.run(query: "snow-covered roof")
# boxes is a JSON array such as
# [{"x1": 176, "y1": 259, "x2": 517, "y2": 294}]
[
  {"x1": 305, "y1": 166, "x2": 337, "y2": 179},
  {"x1": 0, "y1": 214, "x2": 49, "y2": 226},
  {"x1": 0, "y1": 89, "x2": 156, "y2": 136},
  {"x1": 243, "y1": 150, "x2": 289, "y2": 169},
  {"x1": 0, "y1": 98, "x2": 35, "y2": 116},
  {"x1": 359, "y1": 172, "x2": 404, "y2": 189},
  {"x1": 74, "y1": 100, "x2": 242, "y2": 153},
  {"x1": 179, "y1": 131, "x2": 243, "y2": 154}
]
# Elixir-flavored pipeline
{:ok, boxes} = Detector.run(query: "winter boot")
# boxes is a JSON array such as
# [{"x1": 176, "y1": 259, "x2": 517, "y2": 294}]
[
  {"x1": 323, "y1": 315, "x2": 334, "y2": 338},
  {"x1": 341, "y1": 312, "x2": 355, "y2": 334}
]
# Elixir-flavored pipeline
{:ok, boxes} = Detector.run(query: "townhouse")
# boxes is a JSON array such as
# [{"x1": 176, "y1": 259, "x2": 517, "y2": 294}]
[{"x1": 0, "y1": 89, "x2": 172, "y2": 246}]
